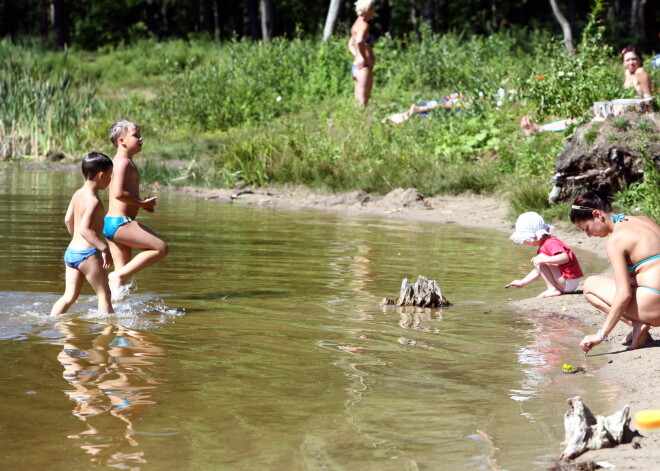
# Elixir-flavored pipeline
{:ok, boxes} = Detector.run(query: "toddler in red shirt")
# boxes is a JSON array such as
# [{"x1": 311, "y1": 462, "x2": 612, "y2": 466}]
[{"x1": 508, "y1": 211, "x2": 583, "y2": 298}]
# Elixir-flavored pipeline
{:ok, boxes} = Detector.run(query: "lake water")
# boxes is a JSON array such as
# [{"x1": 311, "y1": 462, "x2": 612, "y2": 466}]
[{"x1": 0, "y1": 166, "x2": 615, "y2": 470}]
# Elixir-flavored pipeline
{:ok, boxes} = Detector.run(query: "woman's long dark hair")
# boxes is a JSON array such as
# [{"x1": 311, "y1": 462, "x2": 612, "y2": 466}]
[{"x1": 570, "y1": 181, "x2": 613, "y2": 223}]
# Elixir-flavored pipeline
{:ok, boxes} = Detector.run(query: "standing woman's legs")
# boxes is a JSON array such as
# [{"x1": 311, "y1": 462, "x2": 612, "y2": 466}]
[{"x1": 353, "y1": 66, "x2": 373, "y2": 106}]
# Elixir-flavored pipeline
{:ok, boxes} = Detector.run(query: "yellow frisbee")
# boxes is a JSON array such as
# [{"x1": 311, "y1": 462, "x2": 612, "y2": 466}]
[{"x1": 635, "y1": 410, "x2": 660, "y2": 430}]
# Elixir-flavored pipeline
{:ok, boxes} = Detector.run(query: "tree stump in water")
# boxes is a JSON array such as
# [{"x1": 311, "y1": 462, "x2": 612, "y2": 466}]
[
  {"x1": 382, "y1": 275, "x2": 451, "y2": 308},
  {"x1": 560, "y1": 396, "x2": 631, "y2": 461}
]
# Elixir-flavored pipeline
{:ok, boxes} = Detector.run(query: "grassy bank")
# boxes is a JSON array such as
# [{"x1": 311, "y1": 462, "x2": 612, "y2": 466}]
[{"x1": 1, "y1": 30, "x2": 658, "y2": 223}]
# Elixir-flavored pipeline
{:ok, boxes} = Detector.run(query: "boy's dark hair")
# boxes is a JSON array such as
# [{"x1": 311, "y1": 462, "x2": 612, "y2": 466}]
[
  {"x1": 82, "y1": 152, "x2": 113, "y2": 180},
  {"x1": 621, "y1": 44, "x2": 644, "y2": 65},
  {"x1": 569, "y1": 181, "x2": 613, "y2": 223}
]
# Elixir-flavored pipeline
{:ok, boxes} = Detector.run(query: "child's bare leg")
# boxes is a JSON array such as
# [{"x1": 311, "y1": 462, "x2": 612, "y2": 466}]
[
  {"x1": 110, "y1": 221, "x2": 169, "y2": 285},
  {"x1": 534, "y1": 263, "x2": 563, "y2": 297},
  {"x1": 51, "y1": 266, "x2": 84, "y2": 316},
  {"x1": 108, "y1": 239, "x2": 132, "y2": 291},
  {"x1": 79, "y1": 255, "x2": 114, "y2": 314}
]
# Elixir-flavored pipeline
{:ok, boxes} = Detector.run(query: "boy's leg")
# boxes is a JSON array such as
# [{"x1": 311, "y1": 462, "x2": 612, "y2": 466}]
[
  {"x1": 110, "y1": 221, "x2": 169, "y2": 285},
  {"x1": 107, "y1": 238, "x2": 132, "y2": 291},
  {"x1": 51, "y1": 266, "x2": 84, "y2": 316},
  {"x1": 79, "y1": 255, "x2": 113, "y2": 314}
]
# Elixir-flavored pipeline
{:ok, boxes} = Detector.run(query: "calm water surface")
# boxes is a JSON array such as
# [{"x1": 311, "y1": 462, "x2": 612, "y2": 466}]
[{"x1": 0, "y1": 166, "x2": 614, "y2": 470}]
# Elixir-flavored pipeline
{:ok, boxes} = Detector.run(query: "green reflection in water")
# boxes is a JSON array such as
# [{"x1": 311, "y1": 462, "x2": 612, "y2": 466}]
[{"x1": 0, "y1": 166, "x2": 614, "y2": 471}]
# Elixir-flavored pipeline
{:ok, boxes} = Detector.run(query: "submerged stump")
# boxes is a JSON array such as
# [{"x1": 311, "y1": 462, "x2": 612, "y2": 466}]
[
  {"x1": 382, "y1": 275, "x2": 451, "y2": 308},
  {"x1": 560, "y1": 396, "x2": 631, "y2": 461}
]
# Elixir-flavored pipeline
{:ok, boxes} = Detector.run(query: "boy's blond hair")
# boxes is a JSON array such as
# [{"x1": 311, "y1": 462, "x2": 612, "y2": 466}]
[
  {"x1": 109, "y1": 120, "x2": 140, "y2": 147},
  {"x1": 355, "y1": 0, "x2": 374, "y2": 16}
]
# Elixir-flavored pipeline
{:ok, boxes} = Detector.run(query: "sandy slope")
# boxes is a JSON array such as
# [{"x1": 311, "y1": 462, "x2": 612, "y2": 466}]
[{"x1": 176, "y1": 184, "x2": 660, "y2": 468}]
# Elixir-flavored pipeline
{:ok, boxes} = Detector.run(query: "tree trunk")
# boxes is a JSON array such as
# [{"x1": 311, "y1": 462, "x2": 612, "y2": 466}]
[
  {"x1": 409, "y1": 0, "x2": 419, "y2": 39},
  {"x1": 630, "y1": 0, "x2": 641, "y2": 34},
  {"x1": 549, "y1": 0, "x2": 575, "y2": 55},
  {"x1": 244, "y1": 0, "x2": 260, "y2": 40},
  {"x1": 51, "y1": 0, "x2": 69, "y2": 49},
  {"x1": 421, "y1": 0, "x2": 434, "y2": 31},
  {"x1": 490, "y1": 0, "x2": 498, "y2": 32},
  {"x1": 39, "y1": 0, "x2": 48, "y2": 45},
  {"x1": 322, "y1": 0, "x2": 341, "y2": 41},
  {"x1": 259, "y1": 0, "x2": 273, "y2": 43},
  {"x1": 212, "y1": 0, "x2": 221, "y2": 40}
]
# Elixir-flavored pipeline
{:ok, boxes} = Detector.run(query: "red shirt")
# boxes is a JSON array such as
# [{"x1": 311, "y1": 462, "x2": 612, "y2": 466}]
[{"x1": 538, "y1": 237, "x2": 583, "y2": 279}]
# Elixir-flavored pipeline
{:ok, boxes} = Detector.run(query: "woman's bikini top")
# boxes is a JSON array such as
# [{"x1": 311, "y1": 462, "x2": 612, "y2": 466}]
[
  {"x1": 351, "y1": 34, "x2": 375, "y2": 46},
  {"x1": 628, "y1": 254, "x2": 660, "y2": 274},
  {"x1": 611, "y1": 213, "x2": 660, "y2": 273}
]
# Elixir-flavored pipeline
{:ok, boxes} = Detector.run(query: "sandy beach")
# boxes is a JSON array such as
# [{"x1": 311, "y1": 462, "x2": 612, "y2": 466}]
[{"x1": 177, "y1": 184, "x2": 660, "y2": 468}]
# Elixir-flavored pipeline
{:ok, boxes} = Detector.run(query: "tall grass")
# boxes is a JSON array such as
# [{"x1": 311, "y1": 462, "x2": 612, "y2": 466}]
[{"x1": 0, "y1": 40, "x2": 96, "y2": 158}]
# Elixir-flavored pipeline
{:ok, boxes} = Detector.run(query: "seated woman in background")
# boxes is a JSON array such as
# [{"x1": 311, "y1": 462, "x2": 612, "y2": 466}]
[
  {"x1": 570, "y1": 181, "x2": 660, "y2": 352},
  {"x1": 521, "y1": 44, "x2": 653, "y2": 135}
]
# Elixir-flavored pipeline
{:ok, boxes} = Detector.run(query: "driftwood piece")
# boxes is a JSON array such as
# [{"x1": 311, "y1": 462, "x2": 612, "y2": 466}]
[
  {"x1": 382, "y1": 275, "x2": 451, "y2": 308},
  {"x1": 560, "y1": 396, "x2": 631, "y2": 461}
]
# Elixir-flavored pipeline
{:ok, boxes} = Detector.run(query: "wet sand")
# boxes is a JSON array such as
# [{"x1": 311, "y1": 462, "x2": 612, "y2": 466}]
[{"x1": 177, "y1": 184, "x2": 660, "y2": 468}]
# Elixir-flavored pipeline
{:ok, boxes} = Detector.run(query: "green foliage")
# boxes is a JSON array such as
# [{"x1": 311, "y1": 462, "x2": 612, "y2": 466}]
[
  {"x1": 611, "y1": 116, "x2": 630, "y2": 132},
  {"x1": 583, "y1": 123, "x2": 601, "y2": 146},
  {"x1": 522, "y1": 29, "x2": 623, "y2": 120},
  {"x1": 0, "y1": 40, "x2": 96, "y2": 157}
]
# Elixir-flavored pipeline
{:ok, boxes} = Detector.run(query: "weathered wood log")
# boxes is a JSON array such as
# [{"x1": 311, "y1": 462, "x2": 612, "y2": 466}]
[
  {"x1": 593, "y1": 98, "x2": 653, "y2": 120},
  {"x1": 382, "y1": 275, "x2": 451, "y2": 308},
  {"x1": 560, "y1": 396, "x2": 631, "y2": 461}
]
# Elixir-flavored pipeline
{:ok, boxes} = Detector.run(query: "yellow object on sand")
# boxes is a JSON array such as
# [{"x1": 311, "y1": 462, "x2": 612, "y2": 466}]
[{"x1": 635, "y1": 410, "x2": 660, "y2": 430}]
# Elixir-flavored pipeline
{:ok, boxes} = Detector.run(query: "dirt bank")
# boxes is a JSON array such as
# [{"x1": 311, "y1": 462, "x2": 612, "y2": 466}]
[{"x1": 176, "y1": 184, "x2": 660, "y2": 469}]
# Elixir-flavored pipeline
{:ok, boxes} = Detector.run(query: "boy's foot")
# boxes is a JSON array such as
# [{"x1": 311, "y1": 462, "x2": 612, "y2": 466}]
[
  {"x1": 109, "y1": 272, "x2": 130, "y2": 301},
  {"x1": 537, "y1": 288, "x2": 563, "y2": 298},
  {"x1": 625, "y1": 323, "x2": 653, "y2": 349}
]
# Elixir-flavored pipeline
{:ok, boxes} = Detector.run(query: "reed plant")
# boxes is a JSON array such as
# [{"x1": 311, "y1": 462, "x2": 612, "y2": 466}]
[{"x1": 0, "y1": 40, "x2": 96, "y2": 159}]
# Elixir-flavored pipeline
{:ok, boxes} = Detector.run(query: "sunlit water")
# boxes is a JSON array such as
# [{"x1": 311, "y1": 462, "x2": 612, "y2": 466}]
[{"x1": 0, "y1": 166, "x2": 614, "y2": 470}]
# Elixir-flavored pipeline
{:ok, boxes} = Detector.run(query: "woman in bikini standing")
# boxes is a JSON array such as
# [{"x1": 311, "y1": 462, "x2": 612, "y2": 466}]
[
  {"x1": 570, "y1": 181, "x2": 660, "y2": 351},
  {"x1": 349, "y1": 0, "x2": 376, "y2": 106}
]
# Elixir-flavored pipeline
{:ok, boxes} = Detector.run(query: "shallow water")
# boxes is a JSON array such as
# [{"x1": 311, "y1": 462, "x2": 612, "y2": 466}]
[{"x1": 0, "y1": 166, "x2": 614, "y2": 470}]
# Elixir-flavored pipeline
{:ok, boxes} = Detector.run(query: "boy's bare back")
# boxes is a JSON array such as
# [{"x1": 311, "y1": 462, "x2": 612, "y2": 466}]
[{"x1": 68, "y1": 188, "x2": 106, "y2": 248}]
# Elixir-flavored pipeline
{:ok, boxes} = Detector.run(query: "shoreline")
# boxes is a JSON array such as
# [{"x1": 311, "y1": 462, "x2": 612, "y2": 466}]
[{"x1": 175, "y1": 184, "x2": 660, "y2": 468}]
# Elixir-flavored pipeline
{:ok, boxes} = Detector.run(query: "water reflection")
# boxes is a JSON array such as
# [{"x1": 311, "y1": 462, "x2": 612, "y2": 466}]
[{"x1": 56, "y1": 320, "x2": 167, "y2": 469}]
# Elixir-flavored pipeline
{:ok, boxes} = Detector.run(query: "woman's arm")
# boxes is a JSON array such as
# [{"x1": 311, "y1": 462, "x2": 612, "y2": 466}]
[
  {"x1": 580, "y1": 237, "x2": 632, "y2": 351},
  {"x1": 635, "y1": 68, "x2": 653, "y2": 97}
]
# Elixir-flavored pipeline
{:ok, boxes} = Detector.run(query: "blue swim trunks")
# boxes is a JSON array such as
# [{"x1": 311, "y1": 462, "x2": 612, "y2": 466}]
[
  {"x1": 103, "y1": 216, "x2": 133, "y2": 240},
  {"x1": 64, "y1": 247, "x2": 100, "y2": 269}
]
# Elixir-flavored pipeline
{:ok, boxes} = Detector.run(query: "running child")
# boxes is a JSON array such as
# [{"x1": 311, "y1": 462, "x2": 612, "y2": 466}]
[
  {"x1": 508, "y1": 211, "x2": 583, "y2": 298},
  {"x1": 51, "y1": 152, "x2": 114, "y2": 316},
  {"x1": 104, "y1": 120, "x2": 169, "y2": 294}
]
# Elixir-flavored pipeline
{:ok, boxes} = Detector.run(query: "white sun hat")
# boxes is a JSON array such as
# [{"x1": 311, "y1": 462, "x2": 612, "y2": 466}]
[{"x1": 510, "y1": 211, "x2": 552, "y2": 244}]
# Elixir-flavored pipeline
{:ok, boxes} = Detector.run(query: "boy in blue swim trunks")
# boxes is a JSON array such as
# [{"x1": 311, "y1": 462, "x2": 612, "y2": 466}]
[
  {"x1": 105, "y1": 121, "x2": 169, "y2": 294},
  {"x1": 51, "y1": 152, "x2": 114, "y2": 316}
]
